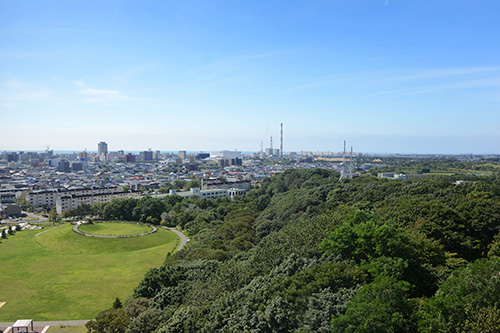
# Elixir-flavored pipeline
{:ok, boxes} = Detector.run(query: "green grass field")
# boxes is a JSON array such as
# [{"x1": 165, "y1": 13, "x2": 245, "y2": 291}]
[
  {"x1": 47, "y1": 325, "x2": 87, "y2": 333},
  {"x1": 0, "y1": 223, "x2": 179, "y2": 321},
  {"x1": 78, "y1": 222, "x2": 151, "y2": 236}
]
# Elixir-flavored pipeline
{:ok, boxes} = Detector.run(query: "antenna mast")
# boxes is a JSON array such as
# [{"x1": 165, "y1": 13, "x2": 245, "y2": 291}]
[
  {"x1": 349, "y1": 146, "x2": 353, "y2": 179},
  {"x1": 339, "y1": 140, "x2": 352, "y2": 180}
]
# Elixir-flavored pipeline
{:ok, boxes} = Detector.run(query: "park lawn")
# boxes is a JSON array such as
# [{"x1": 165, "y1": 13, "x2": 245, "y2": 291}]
[
  {"x1": 47, "y1": 325, "x2": 87, "y2": 333},
  {"x1": 0, "y1": 224, "x2": 178, "y2": 321},
  {"x1": 78, "y1": 222, "x2": 151, "y2": 236}
]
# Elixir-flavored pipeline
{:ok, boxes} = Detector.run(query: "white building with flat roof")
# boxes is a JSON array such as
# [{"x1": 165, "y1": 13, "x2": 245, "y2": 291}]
[
  {"x1": 56, "y1": 191, "x2": 140, "y2": 214},
  {"x1": 210, "y1": 150, "x2": 242, "y2": 159},
  {"x1": 164, "y1": 187, "x2": 247, "y2": 200}
]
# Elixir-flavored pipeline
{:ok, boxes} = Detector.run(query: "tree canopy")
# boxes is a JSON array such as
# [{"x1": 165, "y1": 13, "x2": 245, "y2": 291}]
[{"x1": 85, "y1": 165, "x2": 500, "y2": 332}]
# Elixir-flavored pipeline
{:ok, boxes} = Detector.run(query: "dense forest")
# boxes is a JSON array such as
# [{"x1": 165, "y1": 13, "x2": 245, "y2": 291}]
[{"x1": 83, "y1": 166, "x2": 500, "y2": 332}]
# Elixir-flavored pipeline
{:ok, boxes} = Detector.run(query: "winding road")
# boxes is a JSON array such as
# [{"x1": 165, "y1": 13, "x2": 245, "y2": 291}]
[{"x1": 162, "y1": 227, "x2": 189, "y2": 251}]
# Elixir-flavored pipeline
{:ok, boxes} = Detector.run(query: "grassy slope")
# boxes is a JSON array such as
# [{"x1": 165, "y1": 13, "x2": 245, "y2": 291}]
[
  {"x1": 78, "y1": 222, "x2": 151, "y2": 236},
  {"x1": 0, "y1": 224, "x2": 178, "y2": 321}
]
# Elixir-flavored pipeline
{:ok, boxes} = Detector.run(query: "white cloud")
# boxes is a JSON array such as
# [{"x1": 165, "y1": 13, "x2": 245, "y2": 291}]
[
  {"x1": 74, "y1": 81, "x2": 131, "y2": 104},
  {"x1": 368, "y1": 66, "x2": 500, "y2": 98},
  {"x1": 385, "y1": 66, "x2": 500, "y2": 82},
  {"x1": 0, "y1": 79, "x2": 53, "y2": 106},
  {"x1": 5, "y1": 79, "x2": 26, "y2": 88}
]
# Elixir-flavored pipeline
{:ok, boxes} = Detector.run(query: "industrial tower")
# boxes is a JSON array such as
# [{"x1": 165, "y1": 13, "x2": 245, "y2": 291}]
[
  {"x1": 280, "y1": 123, "x2": 283, "y2": 158},
  {"x1": 339, "y1": 140, "x2": 353, "y2": 180}
]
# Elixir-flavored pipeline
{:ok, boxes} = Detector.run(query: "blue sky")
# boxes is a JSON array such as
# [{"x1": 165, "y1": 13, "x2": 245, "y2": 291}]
[{"x1": 1, "y1": 0, "x2": 499, "y2": 154}]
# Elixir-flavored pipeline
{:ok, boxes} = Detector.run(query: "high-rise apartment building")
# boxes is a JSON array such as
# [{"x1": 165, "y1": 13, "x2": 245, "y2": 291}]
[
  {"x1": 125, "y1": 153, "x2": 136, "y2": 163},
  {"x1": 98, "y1": 141, "x2": 108, "y2": 156},
  {"x1": 57, "y1": 160, "x2": 70, "y2": 173},
  {"x1": 140, "y1": 150, "x2": 153, "y2": 161}
]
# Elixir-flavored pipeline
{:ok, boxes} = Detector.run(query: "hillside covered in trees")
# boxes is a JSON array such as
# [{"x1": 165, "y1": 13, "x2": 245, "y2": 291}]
[{"x1": 85, "y1": 166, "x2": 500, "y2": 332}]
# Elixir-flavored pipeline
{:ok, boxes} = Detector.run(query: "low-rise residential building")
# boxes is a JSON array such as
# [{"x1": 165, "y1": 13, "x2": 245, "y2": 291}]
[
  {"x1": 167, "y1": 187, "x2": 247, "y2": 200},
  {"x1": 56, "y1": 191, "x2": 140, "y2": 214},
  {"x1": 377, "y1": 173, "x2": 428, "y2": 180},
  {"x1": 0, "y1": 204, "x2": 22, "y2": 217},
  {"x1": 27, "y1": 186, "x2": 122, "y2": 209},
  {"x1": 0, "y1": 192, "x2": 16, "y2": 204}
]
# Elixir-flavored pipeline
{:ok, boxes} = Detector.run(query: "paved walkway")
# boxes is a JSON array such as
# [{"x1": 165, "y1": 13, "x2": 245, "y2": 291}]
[
  {"x1": 162, "y1": 227, "x2": 189, "y2": 251},
  {"x1": 22, "y1": 211, "x2": 48, "y2": 222},
  {"x1": 1, "y1": 320, "x2": 90, "y2": 326}
]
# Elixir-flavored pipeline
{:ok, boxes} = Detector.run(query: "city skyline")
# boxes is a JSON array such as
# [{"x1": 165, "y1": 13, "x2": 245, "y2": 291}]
[{"x1": 1, "y1": 1, "x2": 500, "y2": 154}]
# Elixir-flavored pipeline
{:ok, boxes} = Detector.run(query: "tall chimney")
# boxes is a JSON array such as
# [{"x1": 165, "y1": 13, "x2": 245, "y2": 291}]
[{"x1": 280, "y1": 123, "x2": 283, "y2": 158}]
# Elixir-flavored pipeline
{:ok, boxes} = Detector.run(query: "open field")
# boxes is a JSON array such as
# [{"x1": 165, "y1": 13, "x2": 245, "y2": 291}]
[
  {"x1": 0, "y1": 223, "x2": 178, "y2": 321},
  {"x1": 78, "y1": 222, "x2": 151, "y2": 236},
  {"x1": 47, "y1": 325, "x2": 87, "y2": 332}
]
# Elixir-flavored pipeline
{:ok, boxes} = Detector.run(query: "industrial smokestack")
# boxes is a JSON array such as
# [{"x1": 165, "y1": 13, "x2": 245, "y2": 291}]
[{"x1": 280, "y1": 123, "x2": 283, "y2": 158}]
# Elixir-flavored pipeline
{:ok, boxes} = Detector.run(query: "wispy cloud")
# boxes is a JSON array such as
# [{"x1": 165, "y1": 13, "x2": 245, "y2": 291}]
[
  {"x1": 180, "y1": 50, "x2": 294, "y2": 90},
  {"x1": 384, "y1": 66, "x2": 500, "y2": 82},
  {"x1": 5, "y1": 79, "x2": 26, "y2": 88},
  {"x1": 370, "y1": 78, "x2": 500, "y2": 98},
  {"x1": 369, "y1": 66, "x2": 500, "y2": 98},
  {"x1": 279, "y1": 74, "x2": 372, "y2": 93},
  {"x1": 74, "y1": 81, "x2": 132, "y2": 104},
  {"x1": 273, "y1": 65, "x2": 500, "y2": 100},
  {"x1": 0, "y1": 79, "x2": 53, "y2": 107}
]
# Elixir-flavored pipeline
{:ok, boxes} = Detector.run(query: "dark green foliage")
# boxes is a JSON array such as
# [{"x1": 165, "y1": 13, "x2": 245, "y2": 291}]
[
  {"x1": 85, "y1": 166, "x2": 500, "y2": 332},
  {"x1": 301, "y1": 287, "x2": 358, "y2": 332},
  {"x1": 133, "y1": 196, "x2": 166, "y2": 223},
  {"x1": 418, "y1": 257, "x2": 500, "y2": 332},
  {"x1": 319, "y1": 212, "x2": 445, "y2": 296},
  {"x1": 86, "y1": 308, "x2": 131, "y2": 333},
  {"x1": 456, "y1": 198, "x2": 500, "y2": 255},
  {"x1": 273, "y1": 259, "x2": 367, "y2": 313},
  {"x1": 1, "y1": 229, "x2": 6, "y2": 239},
  {"x1": 62, "y1": 203, "x2": 94, "y2": 217},
  {"x1": 320, "y1": 212, "x2": 411, "y2": 263},
  {"x1": 124, "y1": 297, "x2": 150, "y2": 319},
  {"x1": 134, "y1": 265, "x2": 186, "y2": 299},
  {"x1": 332, "y1": 276, "x2": 418, "y2": 333},
  {"x1": 102, "y1": 198, "x2": 139, "y2": 221},
  {"x1": 488, "y1": 232, "x2": 500, "y2": 257},
  {"x1": 112, "y1": 297, "x2": 122, "y2": 309},
  {"x1": 125, "y1": 308, "x2": 163, "y2": 333}
]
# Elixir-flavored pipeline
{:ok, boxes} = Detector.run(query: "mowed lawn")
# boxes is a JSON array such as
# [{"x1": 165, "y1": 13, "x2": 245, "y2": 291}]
[
  {"x1": 0, "y1": 223, "x2": 179, "y2": 321},
  {"x1": 78, "y1": 222, "x2": 152, "y2": 236}
]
